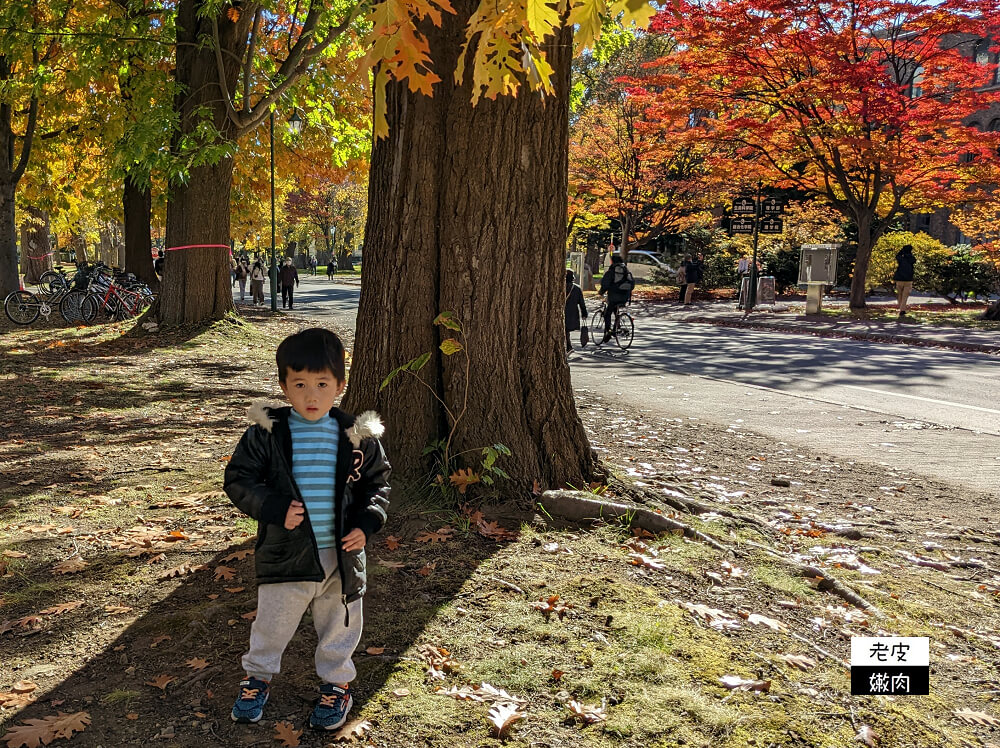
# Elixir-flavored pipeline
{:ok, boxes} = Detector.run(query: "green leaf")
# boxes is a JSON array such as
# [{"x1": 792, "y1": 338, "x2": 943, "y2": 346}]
[
  {"x1": 379, "y1": 365, "x2": 404, "y2": 391},
  {"x1": 440, "y1": 338, "x2": 464, "y2": 355},
  {"x1": 406, "y1": 352, "x2": 432, "y2": 372},
  {"x1": 433, "y1": 311, "x2": 461, "y2": 331},
  {"x1": 491, "y1": 467, "x2": 511, "y2": 480},
  {"x1": 481, "y1": 475, "x2": 494, "y2": 486}
]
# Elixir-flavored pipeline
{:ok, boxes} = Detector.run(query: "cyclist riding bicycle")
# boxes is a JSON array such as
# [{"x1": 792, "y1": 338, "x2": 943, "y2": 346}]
[{"x1": 598, "y1": 254, "x2": 634, "y2": 344}]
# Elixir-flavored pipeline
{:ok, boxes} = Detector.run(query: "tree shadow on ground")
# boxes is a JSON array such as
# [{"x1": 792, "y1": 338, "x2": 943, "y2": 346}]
[{"x1": 1, "y1": 510, "x2": 503, "y2": 747}]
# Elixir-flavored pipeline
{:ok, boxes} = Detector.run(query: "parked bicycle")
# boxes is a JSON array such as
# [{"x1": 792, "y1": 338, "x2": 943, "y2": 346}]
[{"x1": 590, "y1": 302, "x2": 635, "y2": 351}]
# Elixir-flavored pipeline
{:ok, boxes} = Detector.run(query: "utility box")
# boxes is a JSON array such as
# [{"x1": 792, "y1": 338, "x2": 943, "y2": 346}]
[
  {"x1": 799, "y1": 244, "x2": 839, "y2": 314},
  {"x1": 799, "y1": 244, "x2": 839, "y2": 285}
]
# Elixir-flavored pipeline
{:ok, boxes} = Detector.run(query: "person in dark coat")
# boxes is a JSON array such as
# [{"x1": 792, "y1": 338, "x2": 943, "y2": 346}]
[
  {"x1": 683, "y1": 253, "x2": 704, "y2": 305},
  {"x1": 279, "y1": 257, "x2": 299, "y2": 310},
  {"x1": 894, "y1": 244, "x2": 916, "y2": 318},
  {"x1": 564, "y1": 269, "x2": 588, "y2": 352},
  {"x1": 598, "y1": 254, "x2": 633, "y2": 343}
]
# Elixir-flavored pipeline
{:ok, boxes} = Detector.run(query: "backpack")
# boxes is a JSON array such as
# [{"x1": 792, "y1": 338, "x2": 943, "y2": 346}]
[{"x1": 613, "y1": 264, "x2": 635, "y2": 293}]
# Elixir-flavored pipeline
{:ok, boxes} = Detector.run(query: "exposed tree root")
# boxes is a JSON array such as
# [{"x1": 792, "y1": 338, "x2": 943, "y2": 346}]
[
  {"x1": 541, "y1": 490, "x2": 881, "y2": 615},
  {"x1": 538, "y1": 490, "x2": 731, "y2": 554}
]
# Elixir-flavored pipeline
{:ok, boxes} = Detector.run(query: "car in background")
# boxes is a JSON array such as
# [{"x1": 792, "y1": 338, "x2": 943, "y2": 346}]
[{"x1": 624, "y1": 249, "x2": 673, "y2": 281}]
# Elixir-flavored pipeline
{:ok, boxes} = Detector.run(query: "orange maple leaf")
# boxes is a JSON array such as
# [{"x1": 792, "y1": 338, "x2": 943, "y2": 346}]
[
  {"x1": 273, "y1": 720, "x2": 302, "y2": 747},
  {"x1": 449, "y1": 468, "x2": 480, "y2": 494}
]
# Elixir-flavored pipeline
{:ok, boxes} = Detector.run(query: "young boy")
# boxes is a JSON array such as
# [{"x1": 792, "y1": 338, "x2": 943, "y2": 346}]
[{"x1": 223, "y1": 327, "x2": 390, "y2": 730}]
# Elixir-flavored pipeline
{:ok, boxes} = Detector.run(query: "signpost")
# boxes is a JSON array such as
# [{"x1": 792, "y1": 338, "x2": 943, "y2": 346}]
[{"x1": 730, "y1": 185, "x2": 784, "y2": 314}]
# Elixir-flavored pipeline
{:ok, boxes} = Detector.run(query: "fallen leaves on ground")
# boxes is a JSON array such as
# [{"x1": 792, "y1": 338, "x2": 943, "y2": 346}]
[
  {"x1": 567, "y1": 700, "x2": 607, "y2": 724},
  {"x1": 488, "y1": 702, "x2": 526, "y2": 737},
  {"x1": 449, "y1": 468, "x2": 480, "y2": 494},
  {"x1": 416, "y1": 561, "x2": 437, "y2": 577},
  {"x1": 160, "y1": 563, "x2": 200, "y2": 579},
  {"x1": 953, "y1": 708, "x2": 1000, "y2": 727},
  {"x1": 104, "y1": 605, "x2": 133, "y2": 615},
  {"x1": 1, "y1": 550, "x2": 27, "y2": 559},
  {"x1": 365, "y1": 646, "x2": 385, "y2": 655},
  {"x1": 418, "y1": 644, "x2": 461, "y2": 679},
  {"x1": 676, "y1": 600, "x2": 742, "y2": 631},
  {"x1": 477, "y1": 519, "x2": 517, "y2": 541},
  {"x1": 145, "y1": 674, "x2": 175, "y2": 691},
  {"x1": 213, "y1": 565, "x2": 236, "y2": 581},
  {"x1": 185, "y1": 657, "x2": 209, "y2": 670},
  {"x1": 37, "y1": 600, "x2": 84, "y2": 616},
  {"x1": 273, "y1": 720, "x2": 302, "y2": 747},
  {"x1": 530, "y1": 595, "x2": 573, "y2": 620},
  {"x1": 856, "y1": 724, "x2": 878, "y2": 746},
  {"x1": 628, "y1": 553, "x2": 668, "y2": 571},
  {"x1": 436, "y1": 683, "x2": 526, "y2": 705},
  {"x1": 719, "y1": 675, "x2": 771, "y2": 693},
  {"x1": 415, "y1": 527, "x2": 454, "y2": 543},
  {"x1": 221, "y1": 548, "x2": 253, "y2": 563},
  {"x1": 384, "y1": 535, "x2": 402, "y2": 551},
  {"x1": 0, "y1": 682, "x2": 37, "y2": 710},
  {"x1": 780, "y1": 653, "x2": 818, "y2": 671},
  {"x1": 330, "y1": 718, "x2": 373, "y2": 743},
  {"x1": 737, "y1": 610, "x2": 789, "y2": 632},
  {"x1": 3, "y1": 711, "x2": 90, "y2": 748},
  {"x1": 51, "y1": 558, "x2": 87, "y2": 575}
]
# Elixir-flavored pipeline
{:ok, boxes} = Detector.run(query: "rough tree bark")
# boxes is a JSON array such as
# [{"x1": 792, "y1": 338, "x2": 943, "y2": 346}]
[
  {"x1": 156, "y1": 0, "x2": 243, "y2": 326},
  {"x1": 123, "y1": 172, "x2": 156, "y2": 289},
  {"x1": 19, "y1": 206, "x2": 51, "y2": 284},
  {"x1": 0, "y1": 54, "x2": 37, "y2": 297},
  {"x1": 343, "y1": 16, "x2": 594, "y2": 488}
]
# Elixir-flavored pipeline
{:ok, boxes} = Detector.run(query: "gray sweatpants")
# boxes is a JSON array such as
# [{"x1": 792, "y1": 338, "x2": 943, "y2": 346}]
[{"x1": 242, "y1": 547, "x2": 363, "y2": 684}]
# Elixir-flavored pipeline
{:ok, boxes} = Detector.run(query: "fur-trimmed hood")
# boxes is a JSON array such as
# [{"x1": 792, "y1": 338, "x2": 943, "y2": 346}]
[{"x1": 248, "y1": 400, "x2": 384, "y2": 447}]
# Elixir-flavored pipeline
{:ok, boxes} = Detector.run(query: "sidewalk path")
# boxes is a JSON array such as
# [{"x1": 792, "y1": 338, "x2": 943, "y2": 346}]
[{"x1": 636, "y1": 299, "x2": 1000, "y2": 355}]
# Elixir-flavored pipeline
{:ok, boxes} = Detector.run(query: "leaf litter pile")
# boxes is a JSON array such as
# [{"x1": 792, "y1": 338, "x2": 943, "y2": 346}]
[{"x1": 1, "y1": 315, "x2": 999, "y2": 747}]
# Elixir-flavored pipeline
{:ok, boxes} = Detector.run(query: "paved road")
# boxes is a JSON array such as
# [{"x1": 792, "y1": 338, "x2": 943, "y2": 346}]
[{"x1": 287, "y1": 277, "x2": 1000, "y2": 494}]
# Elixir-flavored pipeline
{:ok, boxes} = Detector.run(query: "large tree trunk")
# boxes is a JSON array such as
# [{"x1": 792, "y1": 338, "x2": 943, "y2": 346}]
[
  {"x1": 159, "y1": 158, "x2": 236, "y2": 325},
  {"x1": 123, "y1": 172, "x2": 157, "y2": 289},
  {"x1": 156, "y1": 0, "x2": 243, "y2": 326},
  {"x1": 0, "y1": 183, "x2": 18, "y2": 293},
  {"x1": 19, "y1": 206, "x2": 51, "y2": 285},
  {"x1": 343, "y1": 18, "x2": 594, "y2": 489},
  {"x1": 336, "y1": 245, "x2": 355, "y2": 271}
]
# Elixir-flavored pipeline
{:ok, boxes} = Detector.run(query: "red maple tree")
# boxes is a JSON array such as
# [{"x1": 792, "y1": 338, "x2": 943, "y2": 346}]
[{"x1": 641, "y1": 0, "x2": 1000, "y2": 307}]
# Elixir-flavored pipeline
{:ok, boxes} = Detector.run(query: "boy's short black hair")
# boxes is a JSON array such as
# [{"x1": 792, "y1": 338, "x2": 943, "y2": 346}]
[{"x1": 276, "y1": 328, "x2": 346, "y2": 383}]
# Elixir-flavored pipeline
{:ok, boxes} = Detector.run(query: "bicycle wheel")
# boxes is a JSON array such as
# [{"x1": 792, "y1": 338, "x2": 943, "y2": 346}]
[
  {"x1": 4, "y1": 291, "x2": 40, "y2": 325},
  {"x1": 38, "y1": 271, "x2": 67, "y2": 295},
  {"x1": 60, "y1": 290, "x2": 97, "y2": 323},
  {"x1": 590, "y1": 309, "x2": 607, "y2": 347},
  {"x1": 615, "y1": 312, "x2": 635, "y2": 351}
]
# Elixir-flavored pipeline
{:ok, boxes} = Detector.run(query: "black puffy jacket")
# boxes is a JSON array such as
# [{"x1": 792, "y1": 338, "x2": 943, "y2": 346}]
[{"x1": 223, "y1": 403, "x2": 391, "y2": 604}]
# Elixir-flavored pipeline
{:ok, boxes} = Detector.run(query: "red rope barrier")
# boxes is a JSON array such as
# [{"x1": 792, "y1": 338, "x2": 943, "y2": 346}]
[{"x1": 164, "y1": 244, "x2": 231, "y2": 252}]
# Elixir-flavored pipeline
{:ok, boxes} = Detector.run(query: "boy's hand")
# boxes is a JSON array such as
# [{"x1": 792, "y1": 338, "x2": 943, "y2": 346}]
[
  {"x1": 284, "y1": 500, "x2": 305, "y2": 530},
  {"x1": 341, "y1": 528, "x2": 366, "y2": 552}
]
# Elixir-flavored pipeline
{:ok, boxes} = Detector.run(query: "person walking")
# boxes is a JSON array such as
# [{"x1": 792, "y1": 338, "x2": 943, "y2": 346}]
[
  {"x1": 280, "y1": 257, "x2": 300, "y2": 310},
  {"x1": 564, "y1": 269, "x2": 588, "y2": 353},
  {"x1": 894, "y1": 244, "x2": 916, "y2": 318},
  {"x1": 684, "y1": 253, "x2": 704, "y2": 305},
  {"x1": 326, "y1": 261, "x2": 335, "y2": 281},
  {"x1": 235, "y1": 260, "x2": 249, "y2": 302},
  {"x1": 250, "y1": 260, "x2": 266, "y2": 305},
  {"x1": 676, "y1": 254, "x2": 691, "y2": 304}
]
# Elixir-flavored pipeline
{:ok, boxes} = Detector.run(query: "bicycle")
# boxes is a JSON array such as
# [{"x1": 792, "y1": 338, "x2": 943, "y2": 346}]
[
  {"x1": 80, "y1": 267, "x2": 146, "y2": 322},
  {"x1": 4, "y1": 279, "x2": 93, "y2": 325},
  {"x1": 590, "y1": 301, "x2": 635, "y2": 351}
]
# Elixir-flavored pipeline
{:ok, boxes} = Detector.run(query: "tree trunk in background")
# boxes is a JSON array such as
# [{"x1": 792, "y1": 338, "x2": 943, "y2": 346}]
[
  {"x1": 98, "y1": 228, "x2": 113, "y2": 267},
  {"x1": 123, "y1": 172, "x2": 157, "y2": 289},
  {"x1": 336, "y1": 245, "x2": 355, "y2": 271},
  {"x1": 70, "y1": 233, "x2": 88, "y2": 264},
  {"x1": 19, "y1": 206, "x2": 51, "y2": 285},
  {"x1": 343, "y1": 18, "x2": 594, "y2": 489},
  {"x1": 0, "y1": 183, "x2": 17, "y2": 292}
]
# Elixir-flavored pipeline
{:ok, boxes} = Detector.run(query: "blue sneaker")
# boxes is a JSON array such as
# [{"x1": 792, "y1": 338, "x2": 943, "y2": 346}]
[
  {"x1": 309, "y1": 683, "x2": 353, "y2": 730},
  {"x1": 231, "y1": 677, "x2": 270, "y2": 723}
]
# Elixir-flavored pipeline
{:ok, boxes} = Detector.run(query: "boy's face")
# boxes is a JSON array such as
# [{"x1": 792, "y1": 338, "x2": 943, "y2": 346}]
[{"x1": 280, "y1": 368, "x2": 345, "y2": 421}]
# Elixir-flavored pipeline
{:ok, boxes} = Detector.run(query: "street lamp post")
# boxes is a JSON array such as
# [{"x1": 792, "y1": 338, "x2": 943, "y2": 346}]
[{"x1": 269, "y1": 109, "x2": 304, "y2": 311}]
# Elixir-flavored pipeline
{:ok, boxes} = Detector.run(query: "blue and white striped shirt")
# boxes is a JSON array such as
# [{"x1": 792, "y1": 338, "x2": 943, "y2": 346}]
[{"x1": 287, "y1": 410, "x2": 339, "y2": 549}]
